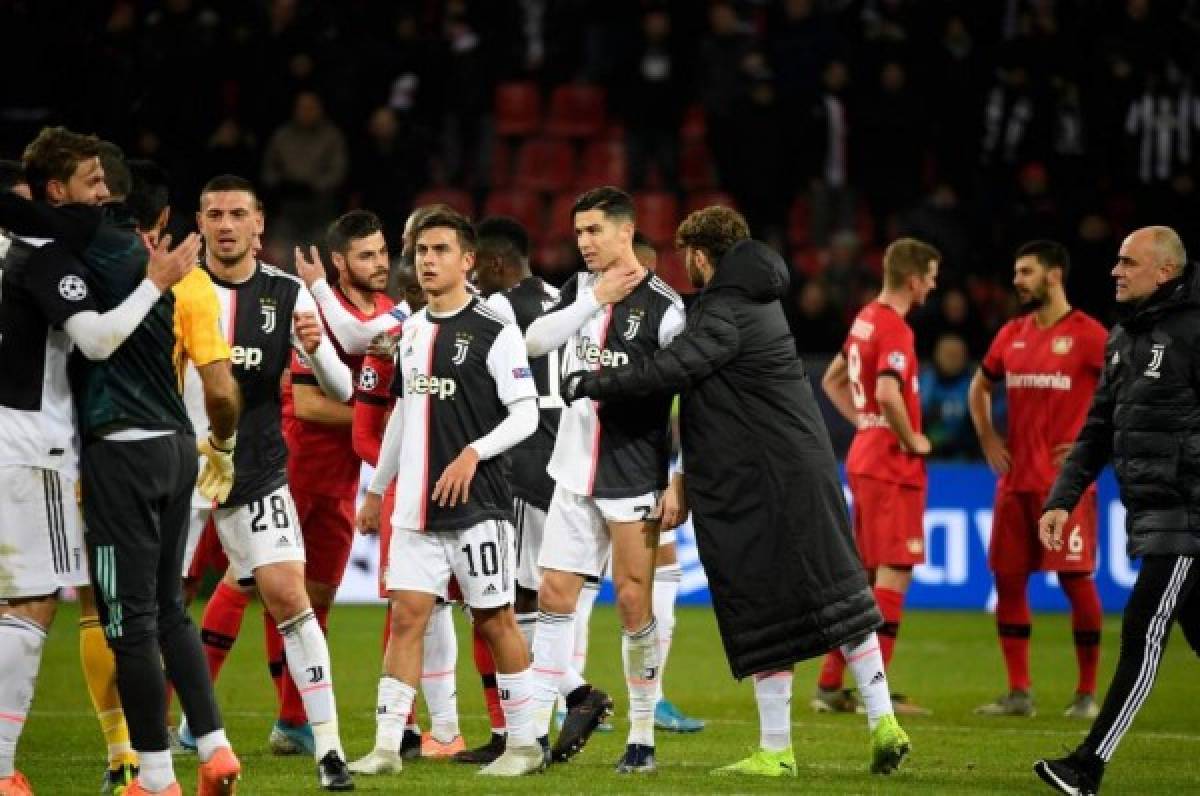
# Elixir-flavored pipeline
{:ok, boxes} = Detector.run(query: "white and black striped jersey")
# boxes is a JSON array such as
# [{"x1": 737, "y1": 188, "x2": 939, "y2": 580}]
[
  {"x1": 189, "y1": 261, "x2": 316, "y2": 507},
  {"x1": 485, "y1": 276, "x2": 561, "y2": 512},
  {"x1": 387, "y1": 297, "x2": 536, "y2": 531},
  {"x1": 548, "y1": 270, "x2": 685, "y2": 498},
  {"x1": 0, "y1": 237, "x2": 94, "y2": 477}
]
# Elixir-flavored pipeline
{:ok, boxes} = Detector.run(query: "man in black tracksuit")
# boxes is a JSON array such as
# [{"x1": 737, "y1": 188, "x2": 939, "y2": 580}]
[
  {"x1": 563, "y1": 206, "x2": 912, "y2": 778},
  {"x1": 1035, "y1": 225, "x2": 1200, "y2": 795}
]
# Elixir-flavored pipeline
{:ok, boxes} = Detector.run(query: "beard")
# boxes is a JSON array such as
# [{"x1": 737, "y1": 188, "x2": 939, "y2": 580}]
[
  {"x1": 1017, "y1": 288, "x2": 1047, "y2": 313},
  {"x1": 347, "y1": 269, "x2": 388, "y2": 293}
]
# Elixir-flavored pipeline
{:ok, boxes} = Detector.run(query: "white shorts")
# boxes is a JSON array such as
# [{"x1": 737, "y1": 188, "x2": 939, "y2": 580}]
[
  {"x1": 0, "y1": 466, "x2": 88, "y2": 597},
  {"x1": 514, "y1": 498, "x2": 546, "y2": 591},
  {"x1": 213, "y1": 485, "x2": 305, "y2": 581},
  {"x1": 538, "y1": 485, "x2": 661, "y2": 578},
  {"x1": 387, "y1": 518, "x2": 514, "y2": 609}
]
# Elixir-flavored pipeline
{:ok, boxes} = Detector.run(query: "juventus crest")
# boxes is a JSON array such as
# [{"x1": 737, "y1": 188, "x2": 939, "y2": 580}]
[
  {"x1": 1144, "y1": 343, "x2": 1166, "y2": 378},
  {"x1": 623, "y1": 307, "x2": 645, "y2": 341},
  {"x1": 453, "y1": 331, "x2": 473, "y2": 365},
  {"x1": 260, "y1": 299, "x2": 277, "y2": 334}
]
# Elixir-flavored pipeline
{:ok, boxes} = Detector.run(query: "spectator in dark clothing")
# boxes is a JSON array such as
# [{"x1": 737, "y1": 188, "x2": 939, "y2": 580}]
[
  {"x1": 622, "y1": 9, "x2": 683, "y2": 190},
  {"x1": 786, "y1": 278, "x2": 846, "y2": 354},
  {"x1": 857, "y1": 61, "x2": 926, "y2": 240},
  {"x1": 801, "y1": 59, "x2": 855, "y2": 246},
  {"x1": 696, "y1": 2, "x2": 754, "y2": 192},
  {"x1": 352, "y1": 106, "x2": 432, "y2": 244},
  {"x1": 920, "y1": 333, "x2": 979, "y2": 459}
]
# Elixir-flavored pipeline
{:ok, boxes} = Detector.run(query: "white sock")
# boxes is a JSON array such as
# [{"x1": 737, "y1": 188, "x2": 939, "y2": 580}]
[
  {"x1": 623, "y1": 618, "x2": 660, "y2": 747},
  {"x1": 652, "y1": 563, "x2": 681, "y2": 702},
  {"x1": 0, "y1": 615, "x2": 47, "y2": 778},
  {"x1": 376, "y1": 677, "x2": 416, "y2": 753},
  {"x1": 842, "y1": 633, "x2": 893, "y2": 729},
  {"x1": 137, "y1": 749, "x2": 175, "y2": 792},
  {"x1": 753, "y1": 669, "x2": 793, "y2": 751},
  {"x1": 496, "y1": 669, "x2": 536, "y2": 746},
  {"x1": 515, "y1": 611, "x2": 537, "y2": 655},
  {"x1": 279, "y1": 610, "x2": 342, "y2": 758},
  {"x1": 530, "y1": 610, "x2": 575, "y2": 737},
  {"x1": 572, "y1": 581, "x2": 600, "y2": 675},
  {"x1": 421, "y1": 602, "x2": 460, "y2": 742},
  {"x1": 194, "y1": 728, "x2": 230, "y2": 763}
]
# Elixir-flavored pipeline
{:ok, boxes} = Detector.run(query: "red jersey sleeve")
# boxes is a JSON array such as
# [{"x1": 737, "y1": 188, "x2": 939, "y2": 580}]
[
  {"x1": 981, "y1": 322, "x2": 1013, "y2": 382},
  {"x1": 351, "y1": 353, "x2": 394, "y2": 467},
  {"x1": 874, "y1": 319, "x2": 914, "y2": 382},
  {"x1": 288, "y1": 347, "x2": 318, "y2": 387}
]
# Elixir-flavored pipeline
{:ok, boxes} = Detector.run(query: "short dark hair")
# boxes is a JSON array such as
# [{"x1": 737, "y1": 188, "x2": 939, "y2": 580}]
[
  {"x1": 98, "y1": 141, "x2": 131, "y2": 199},
  {"x1": 22, "y1": 126, "x2": 103, "y2": 201},
  {"x1": 0, "y1": 160, "x2": 26, "y2": 193},
  {"x1": 1015, "y1": 239, "x2": 1070, "y2": 279},
  {"x1": 327, "y1": 210, "x2": 384, "y2": 255},
  {"x1": 414, "y1": 208, "x2": 476, "y2": 253},
  {"x1": 126, "y1": 160, "x2": 170, "y2": 231},
  {"x1": 571, "y1": 186, "x2": 635, "y2": 223},
  {"x1": 675, "y1": 206, "x2": 750, "y2": 263},
  {"x1": 201, "y1": 174, "x2": 257, "y2": 203},
  {"x1": 476, "y1": 216, "x2": 529, "y2": 260}
]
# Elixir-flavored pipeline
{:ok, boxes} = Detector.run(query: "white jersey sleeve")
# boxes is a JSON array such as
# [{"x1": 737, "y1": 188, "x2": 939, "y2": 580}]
[
  {"x1": 658, "y1": 301, "x2": 686, "y2": 348},
  {"x1": 484, "y1": 291, "x2": 518, "y2": 324},
  {"x1": 488, "y1": 322, "x2": 538, "y2": 407},
  {"x1": 309, "y1": 277, "x2": 402, "y2": 354},
  {"x1": 291, "y1": 285, "x2": 354, "y2": 402}
]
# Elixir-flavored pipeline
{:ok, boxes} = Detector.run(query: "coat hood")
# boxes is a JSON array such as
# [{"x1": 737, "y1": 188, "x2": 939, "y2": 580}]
[{"x1": 706, "y1": 239, "x2": 790, "y2": 302}]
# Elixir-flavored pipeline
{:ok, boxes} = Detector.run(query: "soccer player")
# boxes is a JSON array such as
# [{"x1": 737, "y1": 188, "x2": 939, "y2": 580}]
[
  {"x1": 178, "y1": 175, "x2": 356, "y2": 789},
  {"x1": 271, "y1": 211, "x2": 396, "y2": 754},
  {"x1": 969, "y1": 241, "x2": 1107, "y2": 719},
  {"x1": 525, "y1": 187, "x2": 686, "y2": 772},
  {"x1": 814, "y1": 237, "x2": 940, "y2": 716},
  {"x1": 0, "y1": 131, "x2": 199, "y2": 796},
  {"x1": 349, "y1": 207, "x2": 544, "y2": 777}
]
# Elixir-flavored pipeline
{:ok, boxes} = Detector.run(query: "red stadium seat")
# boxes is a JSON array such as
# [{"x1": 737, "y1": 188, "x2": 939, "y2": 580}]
[
  {"x1": 655, "y1": 249, "x2": 695, "y2": 295},
  {"x1": 680, "y1": 104, "x2": 707, "y2": 143},
  {"x1": 482, "y1": 190, "x2": 545, "y2": 240},
  {"x1": 791, "y1": 247, "x2": 829, "y2": 278},
  {"x1": 547, "y1": 192, "x2": 580, "y2": 241},
  {"x1": 514, "y1": 138, "x2": 576, "y2": 193},
  {"x1": 684, "y1": 190, "x2": 737, "y2": 215},
  {"x1": 633, "y1": 191, "x2": 679, "y2": 247},
  {"x1": 533, "y1": 236, "x2": 581, "y2": 278},
  {"x1": 574, "y1": 139, "x2": 627, "y2": 190},
  {"x1": 412, "y1": 187, "x2": 474, "y2": 217},
  {"x1": 678, "y1": 140, "x2": 716, "y2": 192},
  {"x1": 494, "y1": 82, "x2": 541, "y2": 137},
  {"x1": 544, "y1": 84, "x2": 606, "y2": 139}
]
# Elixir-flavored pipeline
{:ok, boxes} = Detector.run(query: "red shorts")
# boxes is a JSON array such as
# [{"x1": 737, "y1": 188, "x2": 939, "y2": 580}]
[
  {"x1": 293, "y1": 490, "x2": 356, "y2": 588},
  {"x1": 848, "y1": 473, "x2": 927, "y2": 569},
  {"x1": 989, "y1": 486, "x2": 1097, "y2": 574},
  {"x1": 187, "y1": 516, "x2": 228, "y2": 580},
  {"x1": 378, "y1": 487, "x2": 462, "y2": 602}
]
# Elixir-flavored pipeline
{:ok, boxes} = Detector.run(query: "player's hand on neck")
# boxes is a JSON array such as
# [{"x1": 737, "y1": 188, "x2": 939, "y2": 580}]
[{"x1": 593, "y1": 252, "x2": 645, "y2": 306}]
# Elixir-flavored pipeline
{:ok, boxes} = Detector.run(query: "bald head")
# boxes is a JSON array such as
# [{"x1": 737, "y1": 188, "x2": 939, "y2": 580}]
[
  {"x1": 1113, "y1": 225, "x2": 1189, "y2": 303},
  {"x1": 1143, "y1": 226, "x2": 1187, "y2": 275}
]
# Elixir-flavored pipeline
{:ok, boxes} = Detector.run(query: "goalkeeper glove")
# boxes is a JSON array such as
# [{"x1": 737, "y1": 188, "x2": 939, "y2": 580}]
[
  {"x1": 561, "y1": 370, "x2": 588, "y2": 404},
  {"x1": 197, "y1": 433, "x2": 236, "y2": 504}
]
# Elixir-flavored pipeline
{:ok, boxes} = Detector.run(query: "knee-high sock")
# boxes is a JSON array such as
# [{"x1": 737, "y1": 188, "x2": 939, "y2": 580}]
[
  {"x1": 264, "y1": 612, "x2": 286, "y2": 706},
  {"x1": 279, "y1": 610, "x2": 341, "y2": 759},
  {"x1": 652, "y1": 563, "x2": 681, "y2": 702},
  {"x1": 995, "y1": 573, "x2": 1032, "y2": 692},
  {"x1": 515, "y1": 611, "x2": 537, "y2": 656},
  {"x1": 80, "y1": 615, "x2": 135, "y2": 767},
  {"x1": 472, "y1": 624, "x2": 505, "y2": 733},
  {"x1": 278, "y1": 606, "x2": 327, "y2": 726},
  {"x1": 496, "y1": 669, "x2": 535, "y2": 746},
  {"x1": 421, "y1": 603, "x2": 459, "y2": 742},
  {"x1": 623, "y1": 618, "x2": 660, "y2": 747},
  {"x1": 200, "y1": 582, "x2": 250, "y2": 684},
  {"x1": 374, "y1": 676, "x2": 416, "y2": 754},
  {"x1": 530, "y1": 610, "x2": 575, "y2": 737},
  {"x1": 873, "y1": 586, "x2": 905, "y2": 668},
  {"x1": 0, "y1": 616, "x2": 47, "y2": 778},
  {"x1": 841, "y1": 633, "x2": 893, "y2": 729},
  {"x1": 572, "y1": 580, "x2": 600, "y2": 676},
  {"x1": 752, "y1": 670, "x2": 792, "y2": 751},
  {"x1": 1061, "y1": 574, "x2": 1103, "y2": 696}
]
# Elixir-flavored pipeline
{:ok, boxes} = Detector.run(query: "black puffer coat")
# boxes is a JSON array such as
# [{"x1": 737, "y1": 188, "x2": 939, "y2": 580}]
[
  {"x1": 576, "y1": 240, "x2": 881, "y2": 678},
  {"x1": 1047, "y1": 263, "x2": 1200, "y2": 557}
]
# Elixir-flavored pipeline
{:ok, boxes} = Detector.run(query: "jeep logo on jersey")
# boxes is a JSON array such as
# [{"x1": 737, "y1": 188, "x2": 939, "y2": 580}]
[
  {"x1": 230, "y1": 345, "x2": 263, "y2": 369},
  {"x1": 260, "y1": 300, "x2": 276, "y2": 333},
  {"x1": 405, "y1": 369, "x2": 457, "y2": 400},
  {"x1": 576, "y1": 337, "x2": 629, "y2": 368},
  {"x1": 623, "y1": 307, "x2": 644, "y2": 340},
  {"x1": 453, "y1": 331, "x2": 473, "y2": 365}
]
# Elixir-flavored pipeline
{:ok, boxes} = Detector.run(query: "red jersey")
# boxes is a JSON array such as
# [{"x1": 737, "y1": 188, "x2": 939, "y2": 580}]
[
  {"x1": 283, "y1": 287, "x2": 395, "y2": 498},
  {"x1": 981, "y1": 308, "x2": 1107, "y2": 493},
  {"x1": 351, "y1": 351, "x2": 395, "y2": 468},
  {"x1": 844, "y1": 300, "x2": 925, "y2": 487}
]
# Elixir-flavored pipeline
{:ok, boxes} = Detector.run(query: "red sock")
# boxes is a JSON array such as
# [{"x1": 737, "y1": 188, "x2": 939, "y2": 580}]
[
  {"x1": 278, "y1": 605, "x2": 328, "y2": 727},
  {"x1": 264, "y1": 611, "x2": 286, "y2": 705},
  {"x1": 873, "y1": 586, "x2": 905, "y2": 668},
  {"x1": 995, "y1": 573, "x2": 1032, "y2": 692},
  {"x1": 472, "y1": 624, "x2": 505, "y2": 731},
  {"x1": 201, "y1": 582, "x2": 251, "y2": 683},
  {"x1": 1060, "y1": 574, "x2": 1102, "y2": 695},
  {"x1": 817, "y1": 648, "x2": 846, "y2": 690}
]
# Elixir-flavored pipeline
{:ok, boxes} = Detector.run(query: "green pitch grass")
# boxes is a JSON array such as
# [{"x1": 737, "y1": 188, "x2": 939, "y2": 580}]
[{"x1": 19, "y1": 603, "x2": 1200, "y2": 793}]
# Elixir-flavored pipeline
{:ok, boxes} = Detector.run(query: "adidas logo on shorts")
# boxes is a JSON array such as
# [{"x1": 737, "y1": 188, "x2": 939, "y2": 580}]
[
  {"x1": 870, "y1": 671, "x2": 886, "y2": 686},
  {"x1": 483, "y1": 583, "x2": 497, "y2": 596},
  {"x1": 276, "y1": 535, "x2": 291, "y2": 548}
]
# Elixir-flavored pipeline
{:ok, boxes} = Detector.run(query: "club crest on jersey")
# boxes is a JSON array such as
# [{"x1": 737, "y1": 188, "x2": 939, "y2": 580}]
[
  {"x1": 623, "y1": 307, "x2": 645, "y2": 340},
  {"x1": 887, "y1": 350, "x2": 907, "y2": 371},
  {"x1": 1144, "y1": 343, "x2": 1166, "y2": 378},
  {"x1": 1052, "y1": 336, "x2": 1073, "y2": 355},
  {"x1": 260, "y1": 298, "x2": 277, "y2": 333},
  {"x1": 452, "y1": 331, "x2": 473, "y2": 365}
]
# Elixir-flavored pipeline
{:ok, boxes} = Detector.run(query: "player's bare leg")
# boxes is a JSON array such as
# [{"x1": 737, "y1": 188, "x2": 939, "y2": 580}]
[{"x1": 610, "y1": 519, "x2": 662, "y2": 773}]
